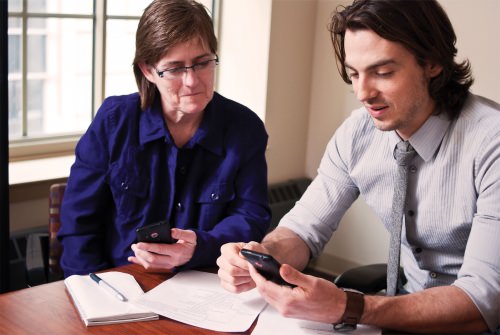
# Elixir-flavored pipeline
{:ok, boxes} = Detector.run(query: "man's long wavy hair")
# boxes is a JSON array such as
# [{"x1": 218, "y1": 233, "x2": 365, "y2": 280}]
[
  {"x1": 133, "y1": 0, "x2": 217, "y2": 111},
  {"x1": 329, "y1": 0, "x2": 473, "y2": 118}
]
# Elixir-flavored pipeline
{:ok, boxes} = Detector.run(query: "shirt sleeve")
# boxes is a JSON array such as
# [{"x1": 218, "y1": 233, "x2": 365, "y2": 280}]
[{"x1": 453, "y1": 130, "x2": 500, "y2": 332}]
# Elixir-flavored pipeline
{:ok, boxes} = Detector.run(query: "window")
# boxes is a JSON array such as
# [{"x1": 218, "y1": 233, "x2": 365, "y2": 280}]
[{"x1": 8, "y1": 0, "x2": 216, "y2": 161}]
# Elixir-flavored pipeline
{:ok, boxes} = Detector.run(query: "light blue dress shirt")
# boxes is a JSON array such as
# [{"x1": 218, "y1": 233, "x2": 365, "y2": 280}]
[{"x1": 280, "y1": 94, "x2": 500, "y2": 332}]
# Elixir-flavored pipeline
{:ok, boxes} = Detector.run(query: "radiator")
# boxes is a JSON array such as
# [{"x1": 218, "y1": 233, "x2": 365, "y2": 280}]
[
  {"x1": 268, "y1": 178, "x2": 311, "y2": 231},
  {"x1": 8, "y1": 227, "x2": 45, "y2": 291}
]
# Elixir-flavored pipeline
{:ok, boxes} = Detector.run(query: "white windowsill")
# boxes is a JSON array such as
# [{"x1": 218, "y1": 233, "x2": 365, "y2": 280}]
[{"x1": 9, "y1": 155, "x2": 74, "y2": 185}]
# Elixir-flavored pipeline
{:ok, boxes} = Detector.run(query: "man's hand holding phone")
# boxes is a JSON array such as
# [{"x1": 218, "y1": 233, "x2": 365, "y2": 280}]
[{"x1": 240, "y1": 248, "x2": 296, "y2": 287}]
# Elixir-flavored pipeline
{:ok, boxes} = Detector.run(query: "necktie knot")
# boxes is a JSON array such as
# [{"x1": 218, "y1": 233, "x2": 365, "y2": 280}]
[{"x1": 394, "y1": 141, "x2": 417, "y2": 166}]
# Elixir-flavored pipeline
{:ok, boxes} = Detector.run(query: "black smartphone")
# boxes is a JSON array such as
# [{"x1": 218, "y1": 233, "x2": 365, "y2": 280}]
[
  {"x1": 135, "y1": 220, "x2": 177, "y2": 244},
  {"x1": 240, "y1": 248, "x2": 295, "y2": 287}
]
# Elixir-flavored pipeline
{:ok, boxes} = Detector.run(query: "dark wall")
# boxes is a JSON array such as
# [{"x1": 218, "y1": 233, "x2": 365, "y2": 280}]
[{"x1": 1, "y1": 0, "x2": 11, "y2": 293}]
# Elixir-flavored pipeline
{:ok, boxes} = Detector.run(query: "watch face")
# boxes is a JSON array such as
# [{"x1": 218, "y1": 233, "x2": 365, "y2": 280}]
[{"x1": 333, "y1": 323, "x2": 357, "y2": 332}]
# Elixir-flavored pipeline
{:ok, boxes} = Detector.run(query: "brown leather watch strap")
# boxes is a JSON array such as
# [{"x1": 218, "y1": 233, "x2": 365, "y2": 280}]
[{"x1": 333, "y1": 288, "x2": 364, "y2": 331}]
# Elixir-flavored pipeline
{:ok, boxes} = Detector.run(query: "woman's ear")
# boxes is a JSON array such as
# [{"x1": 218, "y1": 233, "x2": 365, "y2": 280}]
[{"x1": 138, "y1": 62, "x2": 156, "y2": 83}]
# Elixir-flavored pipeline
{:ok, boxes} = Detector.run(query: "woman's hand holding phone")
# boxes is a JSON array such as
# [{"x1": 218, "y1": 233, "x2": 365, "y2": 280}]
[
  {"x1": 135, "y1": 220, "x2": 177, "y2": 244},
  {"x1": 129, "y1": 226, "x2": 196, "y2": 270}
]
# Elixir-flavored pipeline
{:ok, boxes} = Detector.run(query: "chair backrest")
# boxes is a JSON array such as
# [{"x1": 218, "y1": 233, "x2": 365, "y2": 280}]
[{"x1": 48, "y1": 183, "x2": 66, "y2": 279}]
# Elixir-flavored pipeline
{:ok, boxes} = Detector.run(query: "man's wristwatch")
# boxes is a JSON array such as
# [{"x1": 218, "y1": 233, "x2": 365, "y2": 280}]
[{"x1": 333, "y1": 288, "x2": 365, "y2": 332}]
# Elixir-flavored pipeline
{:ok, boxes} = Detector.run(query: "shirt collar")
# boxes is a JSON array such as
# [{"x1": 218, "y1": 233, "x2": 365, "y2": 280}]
[
  {"x1": 139, "y1": 95, "x2": 165, "y2": 145},
  {"x1": 139, "y1": 92, "x2": 224, "y2": 156},
  {"x1": 388, "y1": 112, "x2": 451, "y2": 162}
]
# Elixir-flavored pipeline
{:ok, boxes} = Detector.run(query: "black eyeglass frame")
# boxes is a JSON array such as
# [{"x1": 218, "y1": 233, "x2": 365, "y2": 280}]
[{"x1": 155, "y1": 56, "x2": 219, "y2": 79}]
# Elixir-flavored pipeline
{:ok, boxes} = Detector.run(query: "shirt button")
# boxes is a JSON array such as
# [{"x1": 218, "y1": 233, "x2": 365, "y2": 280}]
[
  {"x1": 430, "y1": 272, "x2": 437, "y2": 279},
  {"x1": 211, "y1": 193, "x2": 219, "y2": 201},
  {"x1": 179, "y1": 166, "x2": 187, "y2": 175},
  {"x1": 121, "y1": 182, "x2": 129, "y2": 190},
  {"x1": 176, "y1": 202, "x2": 183, "y2": 211},
  {"x1": 409, "y1": 165, "x2": 417, "y2": 173}
]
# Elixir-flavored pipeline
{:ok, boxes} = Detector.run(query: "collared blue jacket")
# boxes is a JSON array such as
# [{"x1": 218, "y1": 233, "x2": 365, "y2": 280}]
[{"x1": 59, "y1": 92, "x2": 271, "y2": 277}]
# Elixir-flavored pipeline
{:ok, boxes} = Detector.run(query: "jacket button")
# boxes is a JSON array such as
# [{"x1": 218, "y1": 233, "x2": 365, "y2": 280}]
[
  {"x1": 176, "y1": 202, "x2": 183, "y2": 211},
  {"x1": 211, "y1": 193, "x2": 219, "y2": 201},
  {"x1": 430, "y1": 272, "x2": 437, "y2": 279},
  {"x1": 121, "y1": 182, "x2": 129, "y2": 190}
]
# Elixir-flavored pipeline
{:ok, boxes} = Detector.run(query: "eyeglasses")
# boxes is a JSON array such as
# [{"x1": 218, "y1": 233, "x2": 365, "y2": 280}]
[{"x1": 156, "y1": 57, "x2": 219, "y2": 80}]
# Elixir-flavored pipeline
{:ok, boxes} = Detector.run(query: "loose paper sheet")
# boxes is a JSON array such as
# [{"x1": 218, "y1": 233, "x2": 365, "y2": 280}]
[
  {"x1": 135, "y1": 270, "x2": 267, "y2": 332},
  {"x1": 252, "y1": 305, "x2": 381, "y2": 335}
]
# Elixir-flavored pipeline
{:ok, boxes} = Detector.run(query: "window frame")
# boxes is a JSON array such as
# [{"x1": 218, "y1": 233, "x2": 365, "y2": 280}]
[{"x1": 8, "y1": 3, "x2": 97, "y2": 161}]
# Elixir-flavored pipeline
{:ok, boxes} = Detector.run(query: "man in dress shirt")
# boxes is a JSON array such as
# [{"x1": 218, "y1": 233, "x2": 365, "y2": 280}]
[{"x1": 217, "y1": 0, "x2": 500, "y2": 333}]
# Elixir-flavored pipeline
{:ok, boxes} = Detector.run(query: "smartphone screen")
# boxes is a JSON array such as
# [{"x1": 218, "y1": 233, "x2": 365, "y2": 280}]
[
  {"x1": 240, "y1": 248, "x2": 295, "y2": 287},
  {"x1": 135, "y1": 221, "x2": 177, "y2": 244}
]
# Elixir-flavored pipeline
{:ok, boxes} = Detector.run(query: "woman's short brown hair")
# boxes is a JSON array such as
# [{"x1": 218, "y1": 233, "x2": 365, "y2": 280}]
[
  {"x1": 133, "y1": 0, "x2": 217, "y2": 110},
  {"x1": 329, "y1": 0, "x2": 473, "y2": 118}
]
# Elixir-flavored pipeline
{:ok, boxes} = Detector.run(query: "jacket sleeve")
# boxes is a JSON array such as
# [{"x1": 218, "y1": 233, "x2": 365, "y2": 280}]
[{"x1": 58, "y1": 100, "x2": 115, "y2": 277}]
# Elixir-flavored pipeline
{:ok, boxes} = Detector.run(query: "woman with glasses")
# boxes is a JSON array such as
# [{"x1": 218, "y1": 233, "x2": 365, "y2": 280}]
[{"x1": 58, "y1": 0, "x2": 271, "y2": 277}]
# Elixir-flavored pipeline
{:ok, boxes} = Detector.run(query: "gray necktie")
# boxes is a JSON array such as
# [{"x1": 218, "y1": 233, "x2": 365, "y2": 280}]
[{"x1": 387, "y1": 141, "x2": 417, "y2": 296}]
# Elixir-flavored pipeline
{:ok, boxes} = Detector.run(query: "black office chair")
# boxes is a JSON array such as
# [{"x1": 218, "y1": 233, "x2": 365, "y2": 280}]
[{"x1": 333, "y1": 263, "x2": 406, "y2": 294}]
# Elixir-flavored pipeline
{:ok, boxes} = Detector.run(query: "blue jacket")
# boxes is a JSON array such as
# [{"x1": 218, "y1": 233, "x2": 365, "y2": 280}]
[{"x1": 59, "y1": 92, "x2": 271, "y2": 277}]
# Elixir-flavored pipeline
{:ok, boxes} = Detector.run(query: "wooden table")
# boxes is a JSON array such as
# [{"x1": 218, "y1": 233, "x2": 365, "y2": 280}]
[{"x1": 0, "y1": 264, "x2": 251, "y2": 335}]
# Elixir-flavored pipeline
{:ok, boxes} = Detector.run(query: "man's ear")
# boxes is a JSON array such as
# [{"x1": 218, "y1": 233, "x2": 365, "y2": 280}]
[
  {"x1": 426, "y1": 61, "x2": 443, "y2": 79},
  {"x1": 138, "y1": 62, "x2": 155, "y2": 83}
]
